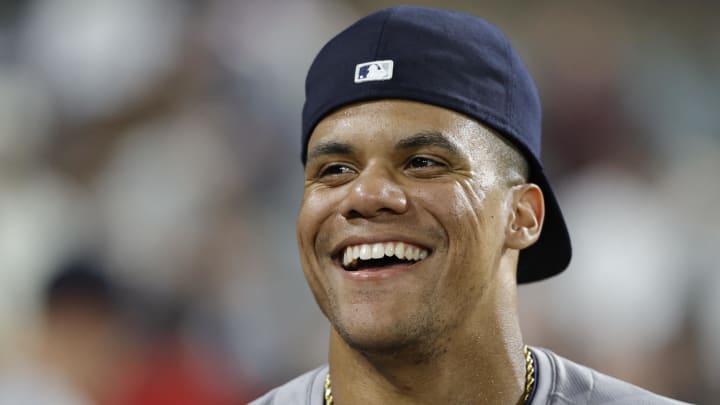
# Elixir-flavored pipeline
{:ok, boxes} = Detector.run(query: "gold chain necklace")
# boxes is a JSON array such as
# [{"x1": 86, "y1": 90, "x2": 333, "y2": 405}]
[
  {"x1": 521, "y1": 344, "x2": 535, "y2": 404},
  {"x1": 324, "y1": 345, "x2": 535, "y2": 405}
]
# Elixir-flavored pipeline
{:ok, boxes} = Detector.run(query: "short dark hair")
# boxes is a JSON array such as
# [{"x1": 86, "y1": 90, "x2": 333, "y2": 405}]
[{"x1": 486, "y1": 127, "x2": 530, "y2": 187}]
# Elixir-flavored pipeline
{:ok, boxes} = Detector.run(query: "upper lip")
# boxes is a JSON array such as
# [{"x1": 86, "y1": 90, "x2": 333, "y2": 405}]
[{"x1": 330, "y1": 234, "x2": 433, "y2": 260}]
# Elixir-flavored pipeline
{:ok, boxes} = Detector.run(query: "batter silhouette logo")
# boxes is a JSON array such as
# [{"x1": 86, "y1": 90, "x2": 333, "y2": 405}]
[{"x1": 354, "y1": 60, "x2": 394, "y2": 83}]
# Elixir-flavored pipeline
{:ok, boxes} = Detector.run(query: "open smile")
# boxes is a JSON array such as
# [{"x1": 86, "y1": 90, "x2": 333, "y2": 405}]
[{"x1": 337, "y1": 241, "x2": 431, "y2": 271}]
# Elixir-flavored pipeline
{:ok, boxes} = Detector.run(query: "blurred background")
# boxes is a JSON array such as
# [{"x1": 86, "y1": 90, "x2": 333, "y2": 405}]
[{"x1": 0, "y1": 0, "x2": 717, "y2": 403}]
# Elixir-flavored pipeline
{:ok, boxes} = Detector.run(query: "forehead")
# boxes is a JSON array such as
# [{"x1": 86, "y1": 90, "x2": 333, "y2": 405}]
[{"x1": 308, "y1": 100, "x2": 490, "y2": 152}]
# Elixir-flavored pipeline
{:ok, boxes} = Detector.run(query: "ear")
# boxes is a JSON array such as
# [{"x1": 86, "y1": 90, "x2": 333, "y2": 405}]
[{"x1": 505, "y1": 183, "x2": 544, "y2": 250}]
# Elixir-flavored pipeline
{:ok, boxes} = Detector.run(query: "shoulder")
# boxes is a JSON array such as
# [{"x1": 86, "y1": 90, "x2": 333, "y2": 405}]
[
  {"x1": 531, "y1": 347, "x2": 691, "y2": 405},
  {"x1": 248, "y1": 365, "x2": 328, "y2": 405}
]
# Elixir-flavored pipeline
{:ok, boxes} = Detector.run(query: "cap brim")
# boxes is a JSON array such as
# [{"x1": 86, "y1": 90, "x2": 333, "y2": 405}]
[{"x1": 517, "y1": 160, "x2": 572, "y2": 283}]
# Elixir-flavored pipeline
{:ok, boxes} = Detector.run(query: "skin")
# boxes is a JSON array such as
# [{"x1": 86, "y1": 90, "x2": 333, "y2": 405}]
[{"x1": 297, "y1": 100, "x2": 544, "y2": 404}]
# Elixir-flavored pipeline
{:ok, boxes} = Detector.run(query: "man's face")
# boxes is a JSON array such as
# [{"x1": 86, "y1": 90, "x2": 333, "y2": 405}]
[{"x1": 297, "y1": 100, "x2": 516, "y2": 354}]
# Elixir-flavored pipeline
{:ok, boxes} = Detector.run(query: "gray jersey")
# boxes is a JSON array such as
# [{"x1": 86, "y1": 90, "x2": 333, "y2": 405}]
[{"x1": 249, "y1": 347, "x2": 690, "y2": 404}]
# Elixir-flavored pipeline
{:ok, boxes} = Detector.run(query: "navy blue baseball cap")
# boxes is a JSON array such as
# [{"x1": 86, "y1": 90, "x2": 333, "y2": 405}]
[{"x1": 301, "y1": 6, "x2": 571, "y2": 283}]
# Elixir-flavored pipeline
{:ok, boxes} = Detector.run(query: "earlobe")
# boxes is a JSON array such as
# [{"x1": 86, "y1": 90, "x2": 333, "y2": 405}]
[{"x1": 505, "y1": 184, "x2": 545, "y2": 250}]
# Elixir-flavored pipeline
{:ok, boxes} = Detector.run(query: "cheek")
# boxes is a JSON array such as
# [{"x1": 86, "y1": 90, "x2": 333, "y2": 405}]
[
  {"x1": 297, "y1": 190, "x2": 341, "y2": 248},
  {"x1": 457, "y1": 184, "x2": 509, "y2": 274},
  {"x1": 448, "y1": 180, "x2": 488, "y2": 241},
  {"x1": 297, "y1": 188, "x2": 342, "y2": 270},
  {"x1": 409, "y1": 180, "x2": 490, "y2": 249},
  {"x1": 296, "y1": 194, "x2": 332, "y2": 308},
  {"x1": 296, "y1": 197, "x2": 322, "y2": 274},
  {"x1": 440, "y1": 181, "x2": 506, "y2": 273},
  {"x1": 297, "y1": 190, "x2": 330, "y2": 240}
]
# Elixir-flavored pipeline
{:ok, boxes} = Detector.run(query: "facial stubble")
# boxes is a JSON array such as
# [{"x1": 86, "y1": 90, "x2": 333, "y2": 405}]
[{"x1": 327, "y1": 282, "x2": 454, "y2": 364}]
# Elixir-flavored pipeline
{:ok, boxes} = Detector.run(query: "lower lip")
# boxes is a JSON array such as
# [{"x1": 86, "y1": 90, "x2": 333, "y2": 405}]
[{"x1": 337, "y1": 261, "x2": 423, "y2": 281}]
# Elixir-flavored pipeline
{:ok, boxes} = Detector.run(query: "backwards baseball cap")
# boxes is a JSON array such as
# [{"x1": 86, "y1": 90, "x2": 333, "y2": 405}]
[{"x1": 301, "y1": 6, "x2": 571, "y2": 283}]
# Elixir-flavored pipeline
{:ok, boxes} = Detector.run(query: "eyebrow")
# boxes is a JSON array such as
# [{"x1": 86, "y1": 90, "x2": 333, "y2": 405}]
[
  {"x1": 306, "y1": 141, "x2": 355, "y2": 162},
  {"x1": 306, "y1": 131, "x2": 462, "y2": 162},
  {"x1": 395, "y1": 131, "x2": 461, "y2": 156}
]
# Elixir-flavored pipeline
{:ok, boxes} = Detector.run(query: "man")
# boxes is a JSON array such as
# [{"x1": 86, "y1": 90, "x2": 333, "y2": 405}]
[{"x1": 251, "y1": 6, "x2": 687, "y2": 404}]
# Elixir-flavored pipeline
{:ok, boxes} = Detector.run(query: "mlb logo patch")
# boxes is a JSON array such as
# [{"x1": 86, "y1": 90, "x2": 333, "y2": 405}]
[{"x1": 354, "y1": 60, "x2": 394, "y2": 83}]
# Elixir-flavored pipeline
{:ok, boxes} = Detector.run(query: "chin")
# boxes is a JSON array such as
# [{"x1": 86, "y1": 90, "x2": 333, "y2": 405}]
[
  {"x1": 331, "y1": 307, "x2": 445, "y2": 360},
  {"x1": 336, "y1": 325, "x2": 416, "y2": 356}
]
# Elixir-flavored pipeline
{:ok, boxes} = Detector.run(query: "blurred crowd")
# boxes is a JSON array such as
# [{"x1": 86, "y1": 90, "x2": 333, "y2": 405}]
[{"x1": 0, "y1": 1, "x2": 716, "y2": 404}]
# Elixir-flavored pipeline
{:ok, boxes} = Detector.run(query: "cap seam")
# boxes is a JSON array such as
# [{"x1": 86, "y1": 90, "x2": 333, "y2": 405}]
[
  {"x1": 373, "y1": 7, "x2": 396, "y2": 58},
  {"x1": 502, "y1": 34, "x2": 515, "y2": 127}
]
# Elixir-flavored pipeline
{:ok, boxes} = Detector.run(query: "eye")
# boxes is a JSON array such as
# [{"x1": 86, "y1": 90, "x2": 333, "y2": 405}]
[
  {"x1": 406, "y1": 156, "x2": 445, "y2": 169},
  {"x1": 319, "y1": 163, "x2": 355, "y2": 178}
]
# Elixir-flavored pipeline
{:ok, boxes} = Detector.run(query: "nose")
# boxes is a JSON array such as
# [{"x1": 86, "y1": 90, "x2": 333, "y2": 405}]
[{"x1": 339, "y1": 163, "x2": 408, "y2": 219}]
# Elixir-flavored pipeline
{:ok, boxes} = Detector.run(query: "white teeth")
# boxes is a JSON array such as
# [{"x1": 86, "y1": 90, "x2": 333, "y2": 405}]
[
  {"x1": 359, "y1": 245, "x2": 371, "y2": 260},
  {"x1": 403, "y1": 246, "x2": 412, "y2": 260},
  {"x1": 384, "y1": 242, "x2": 394, "y2": 257},
  {"x1": 341, "y1": 241, "x2": 429, "y2": 268},
  {"x1": 395, "y1": 242, "x2": 405, "y2": 259},
  {"x1": 371, "y1": 243, "x2": 384, "y2": 259}
]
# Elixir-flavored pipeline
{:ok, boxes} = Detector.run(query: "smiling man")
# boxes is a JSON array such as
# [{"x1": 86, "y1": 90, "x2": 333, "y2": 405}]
[{"x1": 250, "y1": 6, "x2": 686, "y2": 405}]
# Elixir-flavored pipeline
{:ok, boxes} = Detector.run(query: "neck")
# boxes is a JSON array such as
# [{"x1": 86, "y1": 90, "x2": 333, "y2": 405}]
[{"x1": 328, "y1": 256, "x2": 526, "y2": 405}]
